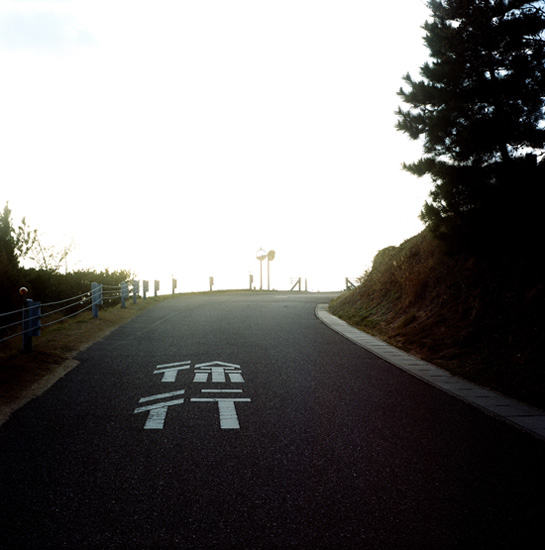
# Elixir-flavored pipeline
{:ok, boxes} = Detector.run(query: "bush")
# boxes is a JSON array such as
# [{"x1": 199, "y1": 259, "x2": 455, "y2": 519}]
[{"x1": 19, "y1": 268, "x2": 135, "y2": 305}]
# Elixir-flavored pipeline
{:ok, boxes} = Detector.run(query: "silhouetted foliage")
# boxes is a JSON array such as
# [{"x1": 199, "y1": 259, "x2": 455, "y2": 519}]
[
  {"x1": 396, "y1": 1, "x2": 545, "y2": 252},
  {"x1": 330, "y1": 228, "x2": 545, "y2": 409},
  {"x1": 0, "y1": 203, "x2": 134, "y2": 315},
  {"x1": 0, "y1": 203, "x2": 36, "y2": 312},
  {"x1": 20, "y1": 268, "x2": 134, "y2": 305}
]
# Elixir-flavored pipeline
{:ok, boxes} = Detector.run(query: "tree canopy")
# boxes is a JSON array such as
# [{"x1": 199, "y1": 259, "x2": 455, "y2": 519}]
[
  {"x1": 0, "y1": 203, "x2": 37, "y2": 266},
  {"x1": 396, "y1": 0, "x2": 545, "y2": 249},
  {"x1": 0, "y1": 203, "x2": 33, "y2": 311}
]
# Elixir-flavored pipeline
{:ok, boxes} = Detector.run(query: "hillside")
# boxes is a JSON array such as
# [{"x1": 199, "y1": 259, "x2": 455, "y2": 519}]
[{"x1": 329, "y1": 229, "x2": 545, "y2": 411}]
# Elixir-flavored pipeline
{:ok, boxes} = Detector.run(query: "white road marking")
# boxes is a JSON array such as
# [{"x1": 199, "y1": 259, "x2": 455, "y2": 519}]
[
  {"x1": 190, "y1": 398, "x2": 251, "y2": 429},
  {"x1": 156, "y1": 361, "x2": 191, "y2": 369},
  {"x1": 134, "y1": 397, "x2": 186, "y2": 411},
  {"x1": 134, "y1": 396, "x2": 186, "y2": 429},
  {"x1": 154, "y1": 361, "x2": 191, "y2": 382},
  {"x1": 193, "y1": 363, "x2": 245, "y2": 383},
  {"x1": 195, "y1": 361, "x2": 241, "y2": 369},
  {"x1": 134, "y1": 360, "x2": 252, "y2": 430},
  {"x1": 138, "y1": 389, "x2": 186, "y2": 403},
  {"x1": 142, "y1": 407, "x2": 168, "y2": 429},
  {"x1": 201, "y1": 389, "x2": 243, "y2": 393}
]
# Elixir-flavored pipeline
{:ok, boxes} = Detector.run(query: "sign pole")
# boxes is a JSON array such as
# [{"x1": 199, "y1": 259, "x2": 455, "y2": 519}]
[
  {"x1": 256, "y1": 249, "x2": 267, "y2": 290},
  {"x1": 267, "y1": 250, "x2": 275, "y2": 291}
]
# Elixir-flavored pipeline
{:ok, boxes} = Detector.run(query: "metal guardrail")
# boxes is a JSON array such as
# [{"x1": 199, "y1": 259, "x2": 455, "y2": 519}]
[
  {"x1": 2, "y1": 274, "x2": 356, "y2": 352},
  {"x1": 0, "y1": 280, "x2": 145, "y2": 352}
]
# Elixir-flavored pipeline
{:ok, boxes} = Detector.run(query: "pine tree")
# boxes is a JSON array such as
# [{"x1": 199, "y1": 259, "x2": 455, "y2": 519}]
[{"x1": 396, "y1": 1, "x2": 545, "y2": 249}]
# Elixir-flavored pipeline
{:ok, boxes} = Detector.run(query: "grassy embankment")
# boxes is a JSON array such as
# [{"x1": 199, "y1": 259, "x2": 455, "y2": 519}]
[{"x1": 329, "y1": 228, "x2": 545, "y2": 411}]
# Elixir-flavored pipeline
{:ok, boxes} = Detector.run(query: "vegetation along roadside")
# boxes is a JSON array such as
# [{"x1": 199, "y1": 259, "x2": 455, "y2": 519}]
[
  {"x1": 330, "y1": 229, "x2": 545, "y2": 411},
  {"x1": 330, "y1": 2, "x2": 543, "y2": 413}
]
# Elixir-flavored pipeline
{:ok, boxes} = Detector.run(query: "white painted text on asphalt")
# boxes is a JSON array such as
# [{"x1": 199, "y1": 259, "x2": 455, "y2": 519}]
[{"x1": 134, "y1": 361, "x2": 250, "y2": 430}]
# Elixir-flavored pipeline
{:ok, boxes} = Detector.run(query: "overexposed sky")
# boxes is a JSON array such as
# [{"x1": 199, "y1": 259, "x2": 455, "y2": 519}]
[{"x1": 1, "y1": 0, "x2": 431, "y2": 291}]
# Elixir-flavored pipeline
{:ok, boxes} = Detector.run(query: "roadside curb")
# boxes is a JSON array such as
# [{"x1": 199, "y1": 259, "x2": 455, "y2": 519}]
[{"x1": 316, "y1": 304, "x2": 545, "y2": 442}]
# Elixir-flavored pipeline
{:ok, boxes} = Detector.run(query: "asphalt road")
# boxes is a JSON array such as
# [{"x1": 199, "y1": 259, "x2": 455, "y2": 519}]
[{"x1": 1, "y1": 292, "x2": 544, "y2": 549}]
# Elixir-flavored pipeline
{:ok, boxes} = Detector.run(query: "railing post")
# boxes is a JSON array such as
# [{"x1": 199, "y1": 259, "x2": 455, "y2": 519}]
[
  {"x1": 143, "y1": 280, "x2": 148, "y2": 300},
  {"x1": 132, "y1": 280, "x2": 139, "y2": 304},
  {"x1": 290, "y1": 278, "x2": 301, "y2": 292},
  {"x1": 345, "y1": 278, "x2": 356, "y2": 290},
  {"x1": 121, "y1": 282, "x2": 129, "y2": 308},
  {"x1": 91, "y1": 282, "x2": 102, "y2": 318},
  {"x1": 22, "y1": 299, "x2": 41, "y2": 353}
]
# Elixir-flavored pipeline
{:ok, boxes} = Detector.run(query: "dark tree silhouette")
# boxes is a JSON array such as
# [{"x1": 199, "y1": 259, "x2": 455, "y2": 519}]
[{"x1": 396, "y1": 1, "x2": 545, "y2": 249}]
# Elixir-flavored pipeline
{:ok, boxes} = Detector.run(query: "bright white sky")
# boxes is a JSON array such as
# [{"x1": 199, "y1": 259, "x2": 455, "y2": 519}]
[{"x1": 1, "y1": 0, "x2": 431, "y2": 292}]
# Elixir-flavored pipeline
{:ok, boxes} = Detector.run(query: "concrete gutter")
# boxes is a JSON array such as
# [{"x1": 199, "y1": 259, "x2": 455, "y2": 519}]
[{"x1": 316, "y1": 304, "x2": 545, "y2": 442}]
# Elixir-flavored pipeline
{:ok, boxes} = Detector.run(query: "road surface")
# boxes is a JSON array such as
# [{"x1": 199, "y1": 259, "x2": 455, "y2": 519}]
[{"x1": 1, "y1": 292, "x2": 544, "y2": 549}]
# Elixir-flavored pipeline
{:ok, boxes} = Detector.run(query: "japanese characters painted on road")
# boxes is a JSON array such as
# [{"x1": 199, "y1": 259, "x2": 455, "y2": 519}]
[
  {"x1": 153, "y1": 361, "x2": 191, "y2": 382},
  {"x1": 134, "y1": 361, "x2": 250, "y2": 430}
]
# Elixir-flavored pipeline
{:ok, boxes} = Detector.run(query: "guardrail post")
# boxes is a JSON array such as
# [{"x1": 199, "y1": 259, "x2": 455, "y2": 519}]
[
  {"x1": 132, "y1": 280, "x2": 139, "y2": 304},
  {"x1": 121, "y1": 282, "x2": 129, "y2": 308},
  {"x1": 91, "y1": 282, "x2": 103, "y2": 318},
  {"x1": 22, "y1": 299, "x2": 41, "y2": 353},
  {"x1": 143, "y1": 280, "x2": 148, "y2": 300}
]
